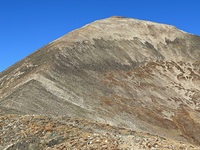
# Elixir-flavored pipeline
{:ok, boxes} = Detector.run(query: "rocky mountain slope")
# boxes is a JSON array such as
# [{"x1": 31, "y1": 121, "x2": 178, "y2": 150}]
[
  {"x1": 1, "y1": 16, "x2": 200, "y2": 149},
  {"x1": 1, "y1": 114, "x2": 198, "y2": 150}
]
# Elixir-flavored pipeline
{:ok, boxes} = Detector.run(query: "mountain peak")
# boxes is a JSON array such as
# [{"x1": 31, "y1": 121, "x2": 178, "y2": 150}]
[
  {"x1": 1, "y1": 17, "x2": 200, "y2": 148},
  {"x1": 59, "y1": 17, "x2": 180, "y2": 46},
  {"x1": 110, "y1": 15, "x2": 127, "y2": 18},
  {"x1": 51, "y1": 17, "x2": 194, "y2": 62}
]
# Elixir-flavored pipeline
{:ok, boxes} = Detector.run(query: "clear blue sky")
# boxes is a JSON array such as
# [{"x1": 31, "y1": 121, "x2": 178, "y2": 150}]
[{"x1": 0, "y1": 0, "x2": 200, "y2": 72}]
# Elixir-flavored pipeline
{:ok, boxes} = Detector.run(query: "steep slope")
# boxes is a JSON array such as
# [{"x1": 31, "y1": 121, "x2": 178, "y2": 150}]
[{"x1": 1, "y1": 16, "x2": 200, "y2": 146}]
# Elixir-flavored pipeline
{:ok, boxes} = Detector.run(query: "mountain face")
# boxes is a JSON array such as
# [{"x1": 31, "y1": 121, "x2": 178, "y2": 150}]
[{"x1": 1, "y1": 17, "x2": 200, "y2": 147}]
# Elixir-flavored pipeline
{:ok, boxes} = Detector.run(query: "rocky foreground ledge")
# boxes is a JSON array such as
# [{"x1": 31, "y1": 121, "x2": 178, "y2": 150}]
[{"x1": 0, "y1": 114, "x2": 198, "y2": 150}]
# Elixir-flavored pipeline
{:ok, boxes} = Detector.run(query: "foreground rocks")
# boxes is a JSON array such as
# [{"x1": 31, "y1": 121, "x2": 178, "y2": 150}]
[{"x1": 0, "y1": 114, "x2": 199, "y2": 149}]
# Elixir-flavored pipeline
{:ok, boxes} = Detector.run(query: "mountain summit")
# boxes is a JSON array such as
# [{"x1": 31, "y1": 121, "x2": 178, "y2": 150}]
[{"x1": 1, "y1": 17, "x2": 200, "y2": 148}]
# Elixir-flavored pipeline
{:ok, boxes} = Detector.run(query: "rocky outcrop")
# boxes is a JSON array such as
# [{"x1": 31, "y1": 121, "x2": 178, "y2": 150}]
[
  {"x1": 1, "y1": 17, "x2": 200, "y2": 148},
  {"x1": 1, "y1": 114, "x2": 198, "y2": 150}
]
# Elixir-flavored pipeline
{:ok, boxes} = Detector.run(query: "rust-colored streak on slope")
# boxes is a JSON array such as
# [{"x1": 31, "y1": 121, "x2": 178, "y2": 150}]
[{"x1": 173, "y1": 105, "x2": 200, "y2": 145}]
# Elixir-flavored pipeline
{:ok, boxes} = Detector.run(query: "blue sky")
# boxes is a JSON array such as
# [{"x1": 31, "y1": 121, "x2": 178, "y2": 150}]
[{"x1": 0, "y1": 0, "x2": 200, "y2": 72}]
